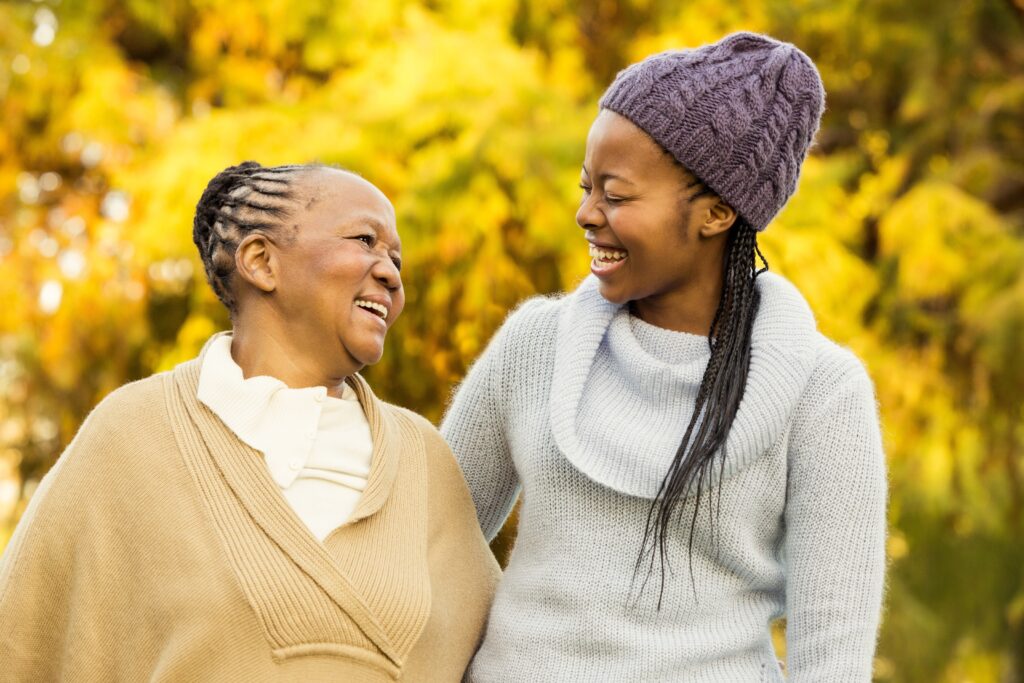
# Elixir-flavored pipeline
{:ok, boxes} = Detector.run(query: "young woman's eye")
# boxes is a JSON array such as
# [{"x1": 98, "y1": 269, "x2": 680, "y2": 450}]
[
  {"x1": 578, "y1": 183, "x2": 591, "y2": 194},
  {"x1": 605, "y1": 194, "x2": 625, "y2": 204}
]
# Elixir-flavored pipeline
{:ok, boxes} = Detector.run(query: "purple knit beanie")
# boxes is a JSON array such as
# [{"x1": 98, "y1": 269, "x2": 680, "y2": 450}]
[{"x1": 599, "y1": 32, "x2": 826, "y2": 231}]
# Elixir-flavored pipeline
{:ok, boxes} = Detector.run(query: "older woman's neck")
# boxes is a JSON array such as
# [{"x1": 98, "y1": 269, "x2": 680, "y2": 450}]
[{"x1": 229, "y1": 320, "x2": 355, "y2": 396}]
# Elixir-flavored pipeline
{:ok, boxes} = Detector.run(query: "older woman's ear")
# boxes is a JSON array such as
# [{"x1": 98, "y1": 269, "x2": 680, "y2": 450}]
[{"x1": 235, "y1": 232, "x2": 278, "y2": 294}]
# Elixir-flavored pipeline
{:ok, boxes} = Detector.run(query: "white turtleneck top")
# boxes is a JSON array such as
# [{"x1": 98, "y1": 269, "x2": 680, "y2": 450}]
[
  {"x1": 197, "y1": 334, "x2": 373, "y2": 541},
  {"x1": 441, "y1": 272, "x2": 887, "y2": 682}
]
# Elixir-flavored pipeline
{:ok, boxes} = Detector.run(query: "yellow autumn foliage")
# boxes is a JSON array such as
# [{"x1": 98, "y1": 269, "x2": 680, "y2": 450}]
[{"x1": 1, "y1": 1, "x2": 1022, "y2": 681}]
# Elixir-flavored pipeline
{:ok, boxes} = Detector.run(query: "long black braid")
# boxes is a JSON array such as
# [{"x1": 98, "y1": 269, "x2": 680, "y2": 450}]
[
  {"x1": 192, "y1": 161, "x2": 316, "y2": 311},
  {"x1": 634, "y1": 173, "x2": 770, "y2": 608}
]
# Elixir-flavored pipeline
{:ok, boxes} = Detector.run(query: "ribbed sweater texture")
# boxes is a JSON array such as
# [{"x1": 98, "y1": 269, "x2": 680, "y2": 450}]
[
  {"x1": 441, "y1": 273, "x2": 887, "y2": 682},
  {"x1": 0, "y1": 343, "x2": 500, "y2": 682}
]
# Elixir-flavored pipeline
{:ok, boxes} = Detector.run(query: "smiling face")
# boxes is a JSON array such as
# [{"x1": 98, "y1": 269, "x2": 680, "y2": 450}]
[
  {"x1": 262, "y1": 168, "x2": 404, "y2": 378},
  {"x1": 577, "y1": 110, "x2": 734, "y2": 331}
]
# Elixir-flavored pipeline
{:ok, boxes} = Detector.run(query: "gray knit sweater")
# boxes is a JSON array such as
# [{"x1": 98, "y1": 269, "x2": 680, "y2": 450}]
[{"x1": 441, "y1": 273, "x2": 886, "y2": 682}]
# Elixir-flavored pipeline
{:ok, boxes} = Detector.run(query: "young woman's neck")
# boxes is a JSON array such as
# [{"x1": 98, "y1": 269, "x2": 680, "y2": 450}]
[{"x1": 630, "y1": 278, "x2": 723, "y2": 336}]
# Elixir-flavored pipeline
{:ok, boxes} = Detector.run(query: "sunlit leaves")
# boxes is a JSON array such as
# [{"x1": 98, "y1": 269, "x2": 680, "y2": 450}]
[{"x1": 1, "y1": 1, "x2": 1023, "y2": 680}]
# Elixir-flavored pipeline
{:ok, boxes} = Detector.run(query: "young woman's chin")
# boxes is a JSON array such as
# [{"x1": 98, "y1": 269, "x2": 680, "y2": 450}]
[{"x1": 595, "y1": 279, "x2": 637, "y2": 306}]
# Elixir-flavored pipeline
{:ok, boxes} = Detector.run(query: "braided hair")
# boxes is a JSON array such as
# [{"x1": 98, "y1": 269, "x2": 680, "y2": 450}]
[
  {"x1": 192, "y1": 161, "x2": 315, "y2": 311},
  {"x1": 634, "y1": 172, "x2": 769, "y2": 607}
]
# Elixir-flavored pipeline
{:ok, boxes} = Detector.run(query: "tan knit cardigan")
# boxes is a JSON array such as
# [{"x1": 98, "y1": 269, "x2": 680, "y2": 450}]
[{"x1": 0, "y1": 350, "x2": 500, "y2": 682}]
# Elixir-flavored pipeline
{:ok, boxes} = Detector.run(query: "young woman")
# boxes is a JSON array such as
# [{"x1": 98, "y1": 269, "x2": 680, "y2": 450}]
[
  {"x1": 442, "y1": 32, "x2": 887, "y2": 681},
  {"x1": 0, "y1": 162, "x2": 499, "y2": 682}
]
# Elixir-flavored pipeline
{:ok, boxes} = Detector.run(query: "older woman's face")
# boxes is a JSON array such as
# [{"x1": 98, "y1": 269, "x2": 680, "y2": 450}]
[{"x1": 272, "y1": 169, "x2": 404, "y2": 374}]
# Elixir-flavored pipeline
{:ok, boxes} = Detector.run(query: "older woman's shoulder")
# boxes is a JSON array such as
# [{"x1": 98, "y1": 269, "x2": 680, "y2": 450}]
[
  {"x1": 17, "y1": 372, "x2": 178, "y2": 523},
  {"x1": 50, "y1": 372, "x2": 177, "y2": 480},
  {"x1": 385, "y1": 404, "x2": 486, "y2": 512},
  {"x1": 80, "y1": 372, "x2": 172, "y2": 437},
  {"x1": 386, "y1": 405, "x2": 449, "y2": 455}
]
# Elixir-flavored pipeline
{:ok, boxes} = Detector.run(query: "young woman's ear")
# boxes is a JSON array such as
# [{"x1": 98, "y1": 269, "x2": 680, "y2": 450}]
[
  {"x1": 235, "y1": 233, "x2": 277, "y2": 294},
  {"x1": 701, "y1": 198, "x2": 737, "y2": 238}
]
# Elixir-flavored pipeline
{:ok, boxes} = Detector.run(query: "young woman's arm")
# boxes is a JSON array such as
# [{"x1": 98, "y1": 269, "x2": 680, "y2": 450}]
[
  {"x1": 784, "y1": 352, "x2": 888, "y2": 681},
  {"x1": 441, "y1": 305, "x2": 535, "y2": 541}
]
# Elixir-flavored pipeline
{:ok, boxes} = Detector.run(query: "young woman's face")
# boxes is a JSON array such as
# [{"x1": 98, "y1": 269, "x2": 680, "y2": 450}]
[
  {"x1": 272, "y1": 169, "x2": 405, "y2": 375},
  {"x1": 576, "y1": 110, "x2": 728, "y2": 316}
]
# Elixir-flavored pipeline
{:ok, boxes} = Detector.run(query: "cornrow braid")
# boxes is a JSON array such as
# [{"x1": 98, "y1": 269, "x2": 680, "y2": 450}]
[
  {"x1": 192, "y1": 161, "x2": 313, "y2": 311},
  {"x1": 633, "y1": 203, "x2": 769, "y2": 608}
]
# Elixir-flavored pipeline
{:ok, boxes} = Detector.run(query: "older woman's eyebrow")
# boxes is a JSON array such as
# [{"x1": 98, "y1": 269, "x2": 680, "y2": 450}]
[
  {"x1": 342, "y1": 215, "x2": 393, "y2": 239},
  {"x1": 345, "y1": 215, "x2": 402, "y2": 262}
]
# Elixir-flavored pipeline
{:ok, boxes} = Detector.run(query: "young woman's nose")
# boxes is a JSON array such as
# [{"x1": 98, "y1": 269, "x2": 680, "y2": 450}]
[{"x1": 576, "y1": 193, "x2": 605, "y2": 230}]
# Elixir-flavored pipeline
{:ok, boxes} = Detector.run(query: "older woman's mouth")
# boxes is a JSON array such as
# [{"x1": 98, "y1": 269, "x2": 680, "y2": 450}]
[{"x1": 354, "y1": 298, "x2": 389, "y2": 320}]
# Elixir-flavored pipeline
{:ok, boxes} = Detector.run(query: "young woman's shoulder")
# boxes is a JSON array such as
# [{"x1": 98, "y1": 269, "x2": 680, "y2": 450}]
[
  {"x1": 501, "y1": 293, "x2": 564, "y2": 337},
  {"x1": 484, "y1": 292, "x2": 565, "y2": 364},
  {"x1": 809, "y1": 334, "x2": 873, "y2": 385},
  {"x1": 797, "y1": 333, "x2": 877, "y2": 419}
]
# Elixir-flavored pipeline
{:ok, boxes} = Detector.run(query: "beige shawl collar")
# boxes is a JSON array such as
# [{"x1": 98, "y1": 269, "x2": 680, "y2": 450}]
[{"x1": 166, "y1": 346, "x2": 428, "y2": 677}]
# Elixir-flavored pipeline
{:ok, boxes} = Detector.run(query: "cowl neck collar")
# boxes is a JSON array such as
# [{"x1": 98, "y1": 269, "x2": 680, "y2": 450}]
[{"x1": 549, "y1": 273, "x2": 817, "y2": 499}]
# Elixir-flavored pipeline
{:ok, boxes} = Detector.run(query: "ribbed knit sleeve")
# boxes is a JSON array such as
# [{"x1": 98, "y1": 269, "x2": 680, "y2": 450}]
[
  {"x1": 442, "y1": 298, "x2": 554, "y2": 540},
  {"x1": 0, "y1": 379, "x2": 155, "y2": 681},
  {"x1": 784, "y1": 347, "x2": 887, "y2": 682},
  {"x1": 0, "y1": 449, "x2": 77, "y2": 681}
]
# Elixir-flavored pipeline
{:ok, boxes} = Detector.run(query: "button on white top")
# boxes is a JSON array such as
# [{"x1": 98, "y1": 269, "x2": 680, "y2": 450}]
[{"x1": 288, "y1": 457, "x2": 303, "y2": 471}]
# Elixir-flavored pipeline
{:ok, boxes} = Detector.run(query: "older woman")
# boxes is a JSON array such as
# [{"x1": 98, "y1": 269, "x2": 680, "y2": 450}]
[{"x1": 0, "y1": 162, "x2": 499, "y2": 682}]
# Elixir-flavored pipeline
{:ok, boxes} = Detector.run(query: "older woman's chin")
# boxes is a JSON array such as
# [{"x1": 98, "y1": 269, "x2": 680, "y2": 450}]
[{"x1": 347, "y1": 342, "x2": 387, "y2": 370}]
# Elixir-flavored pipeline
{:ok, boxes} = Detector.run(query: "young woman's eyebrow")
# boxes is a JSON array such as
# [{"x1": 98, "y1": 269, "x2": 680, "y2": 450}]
[
  {"x1": 581, "y1": 168, "x2": 636, "y2": 186},
  {"x1": 599, "y1": 173, "x2": 636, "y2": 186}
]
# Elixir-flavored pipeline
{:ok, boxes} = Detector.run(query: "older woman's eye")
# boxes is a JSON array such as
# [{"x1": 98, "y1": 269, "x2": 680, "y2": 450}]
[{"x1": 355, "y1": 234, "x2": 375, "y2": 246}]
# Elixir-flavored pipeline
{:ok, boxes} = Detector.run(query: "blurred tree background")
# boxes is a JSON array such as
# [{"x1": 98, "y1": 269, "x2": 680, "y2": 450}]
[{"x1": 1, "y1": 0, "x2": 1022, "y2": 680}]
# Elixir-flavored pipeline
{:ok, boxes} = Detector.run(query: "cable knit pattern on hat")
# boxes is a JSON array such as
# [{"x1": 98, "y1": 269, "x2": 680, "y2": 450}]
[
  {"x1": 599, "y1": 32, "x2": 826, "y2": 231},
  {"x1": 441, "y1": 273, "x2": 887, "y2": 682}
]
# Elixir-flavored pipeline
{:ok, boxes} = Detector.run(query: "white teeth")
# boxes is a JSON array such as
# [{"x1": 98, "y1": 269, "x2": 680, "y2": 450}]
[
  {"x1": 354, "y1": 299, "x2": 388, "y2": 318},
  {"x1": 588, "y1": 244, "x2": 627, "y2": 261}
]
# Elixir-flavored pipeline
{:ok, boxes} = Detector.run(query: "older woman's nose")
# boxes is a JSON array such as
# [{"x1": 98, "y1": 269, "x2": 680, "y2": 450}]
[{"x1": 373, "y1": 256, "x2": 402, "y2": 291}]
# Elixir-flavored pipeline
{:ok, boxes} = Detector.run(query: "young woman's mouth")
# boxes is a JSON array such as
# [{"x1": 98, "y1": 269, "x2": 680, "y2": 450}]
[{"x1": 588, "y1": 243, "x2": 628, "y2": 276}]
